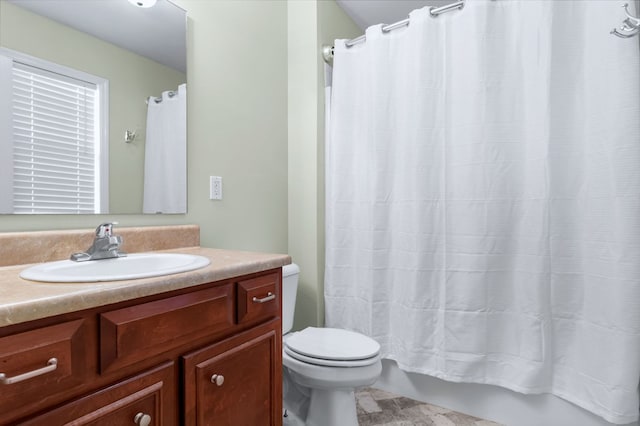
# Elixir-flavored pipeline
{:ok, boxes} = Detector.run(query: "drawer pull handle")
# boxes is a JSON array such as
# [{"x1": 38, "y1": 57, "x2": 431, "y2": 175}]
[
  {"x1": 252, "y1": 292, "x2": 275, "y2": 304},
  {"x1": 134, "y1": 412, "x2": 152, "y2": 426},
  {"x1": 0, "y1": 358, "x2": 58, "y2": 385},
  {"x1": 211, "y1": 374, "x2": 225, "y2": 386}
]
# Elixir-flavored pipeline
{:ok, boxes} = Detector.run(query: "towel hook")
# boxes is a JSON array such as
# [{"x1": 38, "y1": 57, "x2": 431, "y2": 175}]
[{"x1": 611, "y1": 3, "x2": 640, "y2": 38}]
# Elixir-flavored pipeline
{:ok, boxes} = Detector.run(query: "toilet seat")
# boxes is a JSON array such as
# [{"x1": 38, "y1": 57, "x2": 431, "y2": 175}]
[{"x1": 284, "y1": 327, "x2": 380, "y2": 367}]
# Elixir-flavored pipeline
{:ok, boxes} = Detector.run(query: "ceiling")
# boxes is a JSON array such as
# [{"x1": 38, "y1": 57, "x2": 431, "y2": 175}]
[
  {"x1": 6, "y1": 0, "x2": 186, "y2": 73},
  {"x1": 336, "y1": 0, "x2": 453, "y2": 30}
]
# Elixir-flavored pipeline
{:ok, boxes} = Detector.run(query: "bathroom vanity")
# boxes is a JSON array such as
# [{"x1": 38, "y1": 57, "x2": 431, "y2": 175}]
[{"x1": 0, "y1": 226, "x2": 289, "y2": 425}]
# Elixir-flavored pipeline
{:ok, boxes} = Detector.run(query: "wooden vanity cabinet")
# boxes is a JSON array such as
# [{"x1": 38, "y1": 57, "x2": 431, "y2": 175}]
[{"x1": 0, "y1": 268, "x2": 282, "y2": 426}]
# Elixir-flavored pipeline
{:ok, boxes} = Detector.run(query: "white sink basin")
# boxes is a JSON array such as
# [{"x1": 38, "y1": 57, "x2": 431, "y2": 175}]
[{"x1": 20, "y1": 253, "x2": 211, "y2": 283}]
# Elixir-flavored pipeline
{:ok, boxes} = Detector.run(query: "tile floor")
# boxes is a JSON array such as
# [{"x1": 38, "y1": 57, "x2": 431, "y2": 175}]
[{"x1": 356, "y1": 387, "x2": 503, "y2": 426}]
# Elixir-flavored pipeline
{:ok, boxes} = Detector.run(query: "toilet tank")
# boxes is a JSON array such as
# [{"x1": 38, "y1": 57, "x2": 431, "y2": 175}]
[{"x1": 282, "y1": 263, "x2": 300, "y2": 334}]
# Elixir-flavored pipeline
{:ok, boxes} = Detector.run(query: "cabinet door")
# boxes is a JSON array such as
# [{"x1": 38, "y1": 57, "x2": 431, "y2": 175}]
[
  {"x1": 183, "y1": 321, "x2": 282, "y2": 426},
  {"x1": 21, "y1": 362, "x2": 176, "y2": 426}
]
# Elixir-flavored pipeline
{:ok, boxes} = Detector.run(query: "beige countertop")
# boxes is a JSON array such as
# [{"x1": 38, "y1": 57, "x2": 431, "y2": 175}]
[{"x1": 0, "y1": 247, "x2": 291, "y2": 328}]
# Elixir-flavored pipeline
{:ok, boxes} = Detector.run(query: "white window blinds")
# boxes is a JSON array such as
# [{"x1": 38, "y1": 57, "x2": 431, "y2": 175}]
[{"x1": 11, "y1": 62, "x2": 100, "y2": 214}]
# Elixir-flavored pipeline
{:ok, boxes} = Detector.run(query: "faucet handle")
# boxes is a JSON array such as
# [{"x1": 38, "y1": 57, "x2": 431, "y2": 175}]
[{"x1": 95, "y1": 222, "x2": 118, "y2": 238}]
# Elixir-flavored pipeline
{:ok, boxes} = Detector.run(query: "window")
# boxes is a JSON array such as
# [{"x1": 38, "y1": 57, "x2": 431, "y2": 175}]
[{"x1": 0, "y1": 48, "x2": 108, "y2": 214}]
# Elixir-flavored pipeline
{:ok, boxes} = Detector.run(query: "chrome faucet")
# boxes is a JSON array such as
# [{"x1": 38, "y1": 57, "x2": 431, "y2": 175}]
[{"x1": 70, "y1": 222, "x2": 127, "y2": 262}]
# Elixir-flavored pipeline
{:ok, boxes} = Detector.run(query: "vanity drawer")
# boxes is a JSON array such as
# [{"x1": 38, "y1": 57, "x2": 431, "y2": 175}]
[
  {"x1": 100, "y1": 284, "x2": 234, "y2": 373},
  {"x1": 237, "y1": 272, "x2": 280, "y2": 325},
  {"x1": 0, "y1": 319, "x2": 88, "y2": 415}
]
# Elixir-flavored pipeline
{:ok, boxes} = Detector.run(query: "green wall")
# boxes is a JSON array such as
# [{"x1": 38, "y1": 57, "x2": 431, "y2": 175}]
[
  {"x1": 287, "y1": 0, "x2": 360, "y2": 329},
  {"x1": 0, "y1": 1, "x2": 186, "y2": 213},
  {"x1": 176, "y1": 0, "x2": 288, "y2": 253}
]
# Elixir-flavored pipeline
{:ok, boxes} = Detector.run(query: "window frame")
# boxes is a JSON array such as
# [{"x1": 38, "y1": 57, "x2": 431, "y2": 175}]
[{"x1": 0, "y1": 47, "x2": 109, "y2": 214}]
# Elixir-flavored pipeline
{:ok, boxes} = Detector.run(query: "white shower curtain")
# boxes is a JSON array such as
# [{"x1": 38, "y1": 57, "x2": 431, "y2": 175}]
[
  {"x1": 143, "y1": 83, "x2": 187, "y2": 214},
  {"x1": 325, "y1": 1, "x2": 640, "y2": 424}
]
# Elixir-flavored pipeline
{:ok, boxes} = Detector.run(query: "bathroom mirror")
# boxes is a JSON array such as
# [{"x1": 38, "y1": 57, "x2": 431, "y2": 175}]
[{"x1": 0, "y1": 0, "x2": 187, "y2": 214}]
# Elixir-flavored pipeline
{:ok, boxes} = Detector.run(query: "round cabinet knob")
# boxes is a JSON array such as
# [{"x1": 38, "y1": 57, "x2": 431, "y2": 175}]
[
  {"x1": 211, "y1": 374, "x2": 225, "y2": 386},
  {"x1": 134, "y1": 412, "x2": 151, "y2": 426}
]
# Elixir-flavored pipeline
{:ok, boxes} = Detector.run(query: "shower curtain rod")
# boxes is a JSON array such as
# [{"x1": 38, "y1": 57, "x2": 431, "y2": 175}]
[
  {"x1": 145, "y1": 90, "x2": 177, "y2": 105},
  {"x1": 322, "y1": 0, "x2": 465, "y2": 64}
]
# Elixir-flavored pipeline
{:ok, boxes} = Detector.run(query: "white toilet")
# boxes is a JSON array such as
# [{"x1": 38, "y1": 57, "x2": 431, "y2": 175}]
[{"x1": 282, "y1": 263, "x2": 382, "y2": 426}]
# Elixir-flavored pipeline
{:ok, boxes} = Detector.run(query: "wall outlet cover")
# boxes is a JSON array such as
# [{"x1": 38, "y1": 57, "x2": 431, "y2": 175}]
[{"x1": 210, "y1": 176, "x2": 222, "y2": 200}]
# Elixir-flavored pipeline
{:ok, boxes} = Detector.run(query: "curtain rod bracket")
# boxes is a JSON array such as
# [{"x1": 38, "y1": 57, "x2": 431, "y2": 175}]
[{"x1": 322, "y1": 45, "x2": 334, "y2": 65}]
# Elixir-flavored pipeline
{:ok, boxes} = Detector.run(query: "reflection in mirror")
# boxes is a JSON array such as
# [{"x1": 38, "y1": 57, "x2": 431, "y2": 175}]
[{"x1": 0, "y1": 0, "x2": 187, "y2": 214}]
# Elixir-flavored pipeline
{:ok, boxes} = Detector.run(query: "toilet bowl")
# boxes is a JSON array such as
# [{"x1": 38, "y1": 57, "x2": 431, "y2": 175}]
[{"x1": 282, "y1": 264, "x2": 382, "y2": 426}]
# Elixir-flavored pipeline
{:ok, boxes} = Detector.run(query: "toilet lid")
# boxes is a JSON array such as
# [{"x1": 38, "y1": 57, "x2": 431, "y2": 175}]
[
  {"x1": 284, "y1": 345, "x2": 379, "y2": 367},
  {"x1": 284, "y1": 327, "x2": 380, "y2": 361}
]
